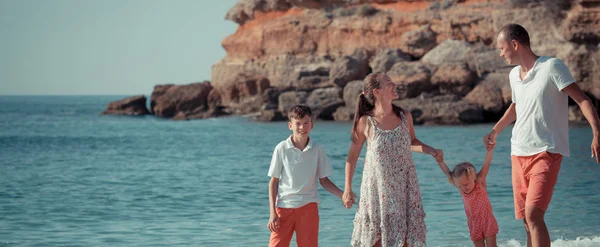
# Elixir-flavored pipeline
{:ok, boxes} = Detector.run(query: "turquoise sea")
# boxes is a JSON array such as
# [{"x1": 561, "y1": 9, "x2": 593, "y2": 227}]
[{"x1": 1, "y1": 96, "x2": 599, "y2": 246}]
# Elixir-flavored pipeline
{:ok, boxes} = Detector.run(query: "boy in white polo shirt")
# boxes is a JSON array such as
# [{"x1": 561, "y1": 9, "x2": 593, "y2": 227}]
[{"x1": 266, "y1": 104, "x2": 344, "y2": 247}]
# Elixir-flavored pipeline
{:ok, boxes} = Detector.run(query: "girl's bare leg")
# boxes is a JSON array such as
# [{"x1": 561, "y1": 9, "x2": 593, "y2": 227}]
[
  {"x1": 485, "y1": 235, "x2": 497, "y2": 247},
  {"x1": 473, "y1": 239, "x2": 486, "y2": 247}
]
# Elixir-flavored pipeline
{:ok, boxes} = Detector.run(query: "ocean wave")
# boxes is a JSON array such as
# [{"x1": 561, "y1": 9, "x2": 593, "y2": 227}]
[{"x1": 499, "y1": 236, "x2": 600, "y2": 247}]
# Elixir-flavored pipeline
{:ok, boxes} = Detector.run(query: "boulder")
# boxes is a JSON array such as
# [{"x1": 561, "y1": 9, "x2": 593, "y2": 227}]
[
  {"x1": 103, "y1": 95, "x2": 149, "y2": 116},
  {"x1": 400, "y1": 25, "x2": 438, "y2": 58},
  {"x1": 467, "y1": 44, "x2": 513, "y2": 77},
  {"x1": 329, "y1": 50, "x2": 370, "y2": 88},
  {"x1": 333, "y1": 107, "x2": 354, "y2": 121},
  {"x1": 431, "y1": 63, "x2": 477, "y2": 96},
  {"x1": 421, "y1": 39, "x2": 472, "y2": 66},
  {"x1": 150, "y1": 81, "x2": 216, "y2": 119},
  {"x1": 395, "y1": 95, "x2": 484, "y2": 125},
  {"x1": 306, "y1": 87, "x2": 344, "y2": 120},
  {"x1": 387, "y1": 61, "x2": 434, "y2": 98},
  {"x1": 343, "y1": 80, "x2": 364, "y2": 110},
  {"x1": 278, "y1": 91, "x2": 309, "y2": 117},
  {"x1": 464, "y1": 73, "x2": 510, "y2": 116},
  {"x1": 369, "y1": 49, "x2": 413, "y2": 74}
]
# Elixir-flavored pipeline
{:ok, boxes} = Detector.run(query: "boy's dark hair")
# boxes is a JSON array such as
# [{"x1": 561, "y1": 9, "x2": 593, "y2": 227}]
[
  {"x1": 498, "y1": 23, "x2": 531, "y2": 47},
  {"x1": 288, "y1": 105, "x2": 312, "y2": 120},
  {"x1": 451, "y1": 162, "x2": 476, "y2": 179}
]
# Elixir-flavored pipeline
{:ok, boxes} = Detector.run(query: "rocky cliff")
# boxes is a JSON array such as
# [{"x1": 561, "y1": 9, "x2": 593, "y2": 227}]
[{"x1": 105, "y1": 0, "x2": 600, "y2": 124}]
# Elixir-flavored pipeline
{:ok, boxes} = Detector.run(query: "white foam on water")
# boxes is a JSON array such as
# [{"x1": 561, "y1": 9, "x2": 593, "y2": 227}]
[{"x1": 499, "y1": 236, "x2": 600, "y2": 247}]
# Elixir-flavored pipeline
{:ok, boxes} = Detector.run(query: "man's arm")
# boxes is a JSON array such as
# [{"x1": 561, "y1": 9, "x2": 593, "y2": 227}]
[
  {"x1": 562, "y1": 83, "x2": 600, "y2": 162},
  {"x1": 483, "y1": 103, "x2": 516, "y2": 150}
]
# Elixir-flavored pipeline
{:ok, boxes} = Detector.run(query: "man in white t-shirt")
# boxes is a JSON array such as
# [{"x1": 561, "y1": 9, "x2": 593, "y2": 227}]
[
  {"x1": 266, "y1": 105, "x2": 344, "y2": 247},
  {"x1": 483, "y1": 23, "x2": 600, "y2": 247}
]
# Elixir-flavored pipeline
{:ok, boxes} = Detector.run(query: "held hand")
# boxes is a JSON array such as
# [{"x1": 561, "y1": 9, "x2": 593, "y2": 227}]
[
  {"x1": 267, "y1": 213, "x2": 280, "y2": 232},
  {"x1": 592, "y1": 134, "x2": 600, "y2": 163},
  {"x1": 433, "y1": 149, "x2": 444, "y2": 163},
  {"x1": 483, "y1": 130, "x2": 498, "y2": 151},
  {"x1": 342, "y1": 190, "x2": 356, "y2": 209}
]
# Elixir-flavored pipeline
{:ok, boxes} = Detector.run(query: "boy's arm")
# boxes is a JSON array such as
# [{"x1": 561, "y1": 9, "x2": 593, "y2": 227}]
[
  {"x1": 269, "y1": 177, "x2": 279, "y2": 217},
  {"x1": 477, "y1": 148, "x2": 495, "y2": 182},
  {"x1": 267, "y1": 145, "x2": 283, "y2": 217},
  {"x1": 319, "y1": 177, "x2": 343, "y2": 198},
  {"x1": 267, "y1": 177, "x2": 280, "y2": 232}
]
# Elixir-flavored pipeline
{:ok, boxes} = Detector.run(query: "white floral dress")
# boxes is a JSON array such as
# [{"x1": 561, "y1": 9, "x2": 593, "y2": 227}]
[{"x1": 351, "y1": 114, "x2": 427, "y2": 247}]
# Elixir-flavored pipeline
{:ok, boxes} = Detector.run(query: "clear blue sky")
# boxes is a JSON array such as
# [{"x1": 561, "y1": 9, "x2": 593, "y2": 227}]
[{"x1": 0, "y1": 0, "x2": 239, "y2": 95}]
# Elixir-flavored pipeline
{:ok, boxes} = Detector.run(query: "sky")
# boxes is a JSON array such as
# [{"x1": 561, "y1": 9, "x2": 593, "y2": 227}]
[{"x1": 0, "y1": 0, "x2": 239, "y2": 95}]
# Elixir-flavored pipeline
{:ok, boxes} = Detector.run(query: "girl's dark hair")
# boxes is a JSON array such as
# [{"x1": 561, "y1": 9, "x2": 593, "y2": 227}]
[
  {"x1": 351, "y1": 73, "x2": 404, "y2": 143},
  {"x1": 451, "y1": 162, "x2": 476, "y2": 179}
]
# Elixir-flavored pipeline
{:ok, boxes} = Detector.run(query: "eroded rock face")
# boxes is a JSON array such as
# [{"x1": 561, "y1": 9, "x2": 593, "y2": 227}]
[
  {"x1": 198, "y1": 0, "x2": 600, "y2": 124},
  {"x1": 421, "y1": 39, "x2": 473, "y2": 66},
  {"x1": 388, "y1": 61, "x2": 434, "y2": 99},
  {"x1": 103, "y1": 95, "x2": 150, "y2": 116},
  {"x1": 395, "y1": 95, "x2": 484, "y2": 125},
  {"x1": 561, "y1": 1, "x2": 600, "y2": 44},
  {"x1": 467, "y1": 44, "x2": 512, "y2": 77},
  {"x1": 431, "y1": 63, "x2": 477, "y2": 96},
  {"x1": 150, "y1": 81, "x2": 224, "y2": 120},
  {"x1": 464, "y1": 71, "x2": 512, "y2": 121},
  {"x1": 369, "y1": 49, "x2": 413, "y2": 74}
]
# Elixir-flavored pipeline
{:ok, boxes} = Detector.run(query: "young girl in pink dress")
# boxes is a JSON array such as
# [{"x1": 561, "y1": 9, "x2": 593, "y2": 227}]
[{"x1": 435, "y1": 147, "x2": 499, "y2": 247}]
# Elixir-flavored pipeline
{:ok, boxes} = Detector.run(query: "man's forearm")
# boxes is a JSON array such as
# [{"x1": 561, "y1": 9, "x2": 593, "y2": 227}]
[
  {"x1": 579, "y1": 99, "x2": 600, "y2": 134},
  {"x1": 492, "y1": 103, "x2": 516, "y2": 134}
]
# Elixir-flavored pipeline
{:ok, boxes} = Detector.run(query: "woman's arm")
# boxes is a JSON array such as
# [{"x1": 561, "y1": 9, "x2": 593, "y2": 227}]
[
  {"x1": 343, "y1": 116, "x2": 367, "y2": 208},
  {"x1": 405, "y1": 110, "x2": 439, "y2": 156},
  {"x1": 434, "y1": 151, "x2": 454, "y2": 185}
]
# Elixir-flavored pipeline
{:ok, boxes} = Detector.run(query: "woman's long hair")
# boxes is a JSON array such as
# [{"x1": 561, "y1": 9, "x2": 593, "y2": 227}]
[{"x1": 351, "y1": 73, "x2": 403, "y2": 143}]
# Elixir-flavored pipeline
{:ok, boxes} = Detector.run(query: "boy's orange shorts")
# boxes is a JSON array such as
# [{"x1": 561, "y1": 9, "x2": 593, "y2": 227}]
[
  {"x1": 511, "y1": 151, "x2": 562, "y2": 219},
  {"x1": 269, "y1": 202, "x2": 319, "y2": 247}
]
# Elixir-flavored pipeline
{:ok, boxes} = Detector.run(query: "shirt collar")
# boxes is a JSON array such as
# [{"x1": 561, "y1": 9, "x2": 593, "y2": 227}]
[{"x1": 285, "y1": 135, "x2": 313, "y2": 151}]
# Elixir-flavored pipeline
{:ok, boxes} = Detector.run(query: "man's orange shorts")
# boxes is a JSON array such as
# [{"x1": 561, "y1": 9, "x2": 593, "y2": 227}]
[
  {"x1": 511, "y1": 151, "x2": 562, "y2": 219},
  {"x1": 269, "y1": 202, "x2": 319, "y2": 247}
]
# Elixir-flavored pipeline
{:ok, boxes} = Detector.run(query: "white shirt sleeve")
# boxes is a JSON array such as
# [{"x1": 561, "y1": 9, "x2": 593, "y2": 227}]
[
  {"x1": 549, "y1": 59, "x2": 575, "y2": 91},
  {"x1": 511, "y1": 85, "x2": 516, "y2": 103},
  {"x1": 267, "y1": 145, "x2": 283, "y2": 178},
  {"x1": 316, "y1": 146, "x2": 333, "y2": 178},
  {"x1": 509, "y1": 68, "x2": 517, "y2": 103}
]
